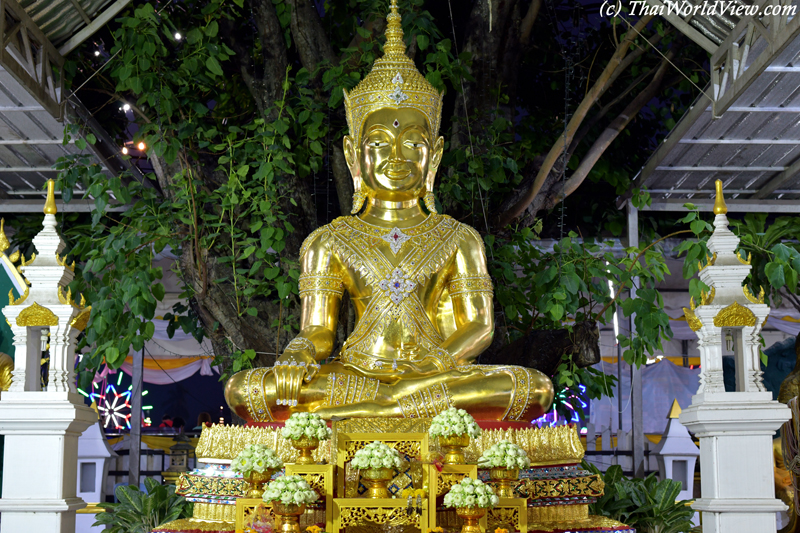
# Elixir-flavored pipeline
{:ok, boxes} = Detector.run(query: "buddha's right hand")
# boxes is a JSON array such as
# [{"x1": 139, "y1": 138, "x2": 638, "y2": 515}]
[{"x1": 273, "y1": 351, "x2": 319, "y2": 407}]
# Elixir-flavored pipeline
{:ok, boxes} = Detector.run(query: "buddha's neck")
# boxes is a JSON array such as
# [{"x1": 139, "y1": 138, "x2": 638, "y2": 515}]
[{"x1": 360, "y1": 197, "x2": 427, "y2": 228}]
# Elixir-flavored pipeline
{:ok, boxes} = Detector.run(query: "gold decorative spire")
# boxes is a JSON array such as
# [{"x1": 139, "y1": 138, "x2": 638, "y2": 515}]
[
  {"x1": 0, "y1": 218, "x2": 9, "y2": 253},
  {"x1": 384, "y1": 0, "x2": 406, "y2": 56},
  {"x1": 667, "y1": 399, "x2": 682, "y2": 418},
  {"x1": 343, "y1": 0, "x2": 443, "y2": 139},
  {"x1": 713, "y1": 179, "x2": 728, "y2": 215},
  {"x1": 44, "y1": 179, "x2": 57, "y2": 215}
]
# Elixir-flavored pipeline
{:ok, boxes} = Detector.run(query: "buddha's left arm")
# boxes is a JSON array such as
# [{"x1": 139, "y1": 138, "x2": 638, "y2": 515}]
[{"x1": 438, "y1": 226, "x2": 495, "y2": 366}]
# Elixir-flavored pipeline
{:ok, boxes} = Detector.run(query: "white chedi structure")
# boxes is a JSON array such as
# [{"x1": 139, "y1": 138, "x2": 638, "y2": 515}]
[
  {"x1": 0, "y1": 180, "x2": 96, "y2": 533},
  {"x1": 651, "y1": 399, "x2": 699, "y2": 501},
  {"x1": 680, "y1": 180, "x2": 790, "y2": 533}
]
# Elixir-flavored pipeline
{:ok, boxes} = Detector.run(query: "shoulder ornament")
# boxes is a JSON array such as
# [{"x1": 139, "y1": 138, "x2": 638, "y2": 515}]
[{"x1": 298, "y1": 225, "x2": 332, "y2": 260}]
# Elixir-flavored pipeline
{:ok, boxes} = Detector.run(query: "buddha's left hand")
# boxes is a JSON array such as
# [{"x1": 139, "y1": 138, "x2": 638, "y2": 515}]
[{"x1": 274, "y1": 351, "x2": 320, "y2": 407}]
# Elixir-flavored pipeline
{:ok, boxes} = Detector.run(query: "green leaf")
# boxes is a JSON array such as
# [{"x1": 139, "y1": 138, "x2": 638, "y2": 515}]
[
  {"x1": 766, "y1": 262, "x2": 786, "y2": 288},
  {"x1": 205, "y1": 56, "x2": 223, "y2": 77},
  {"x1": 144, "y1": 321, "x2": 155, "y2": 339},
  {"x1": 152, "y1": 283, "x2": 165, "y2": 301},
  {"x1": 416, "y1": 34, "x2": 430, "y2": 50},
  {"x1": 105, "y1": 346, "x2": 123, "y2": 367}
]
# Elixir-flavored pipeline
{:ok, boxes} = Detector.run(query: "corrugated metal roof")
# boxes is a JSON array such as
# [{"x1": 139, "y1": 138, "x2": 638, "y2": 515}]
[
  {"x1": 19, "y1": 0, "x2": 115, "y2": 45},
  {"x1": 635, "y1": 33, "x2": 800, "y2": 206}
]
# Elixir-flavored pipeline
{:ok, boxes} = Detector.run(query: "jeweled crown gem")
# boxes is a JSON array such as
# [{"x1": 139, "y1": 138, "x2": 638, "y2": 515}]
[{"x1": 343, "y1": 0, "x2": 443, "y2": 139}]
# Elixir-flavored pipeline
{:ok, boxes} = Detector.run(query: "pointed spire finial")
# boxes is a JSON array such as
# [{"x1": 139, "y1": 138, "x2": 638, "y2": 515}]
[
  {"x1": 0, "y1": 218, "x2": 9, "y2": 254},
  {"x1": 383, "y1": 0, "x2": 406, "y2": 57},
  {"x1": 667, "y1": 399, "x2": 682, "y2": 419},
  {"x1": 43, "y1": 180, "x2": 57, "y2": 215},
  {"x1": 713, "y1": 179, "x2": 728, "y2": 215}
]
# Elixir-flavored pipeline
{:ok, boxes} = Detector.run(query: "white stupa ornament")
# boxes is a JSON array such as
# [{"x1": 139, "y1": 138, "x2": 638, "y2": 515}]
[
  {"x1": 679, "y1": 179, "x2": 790, "y2": 533},
  {"x1": 681, "y1": 179, "x2": 770, "y2": 395},
  {"x1": 1, "y1": 179, "x2": 89, "y2": 395},
  {"x1": 0, "y1": 180, "x2": 96, "y2": 532}
]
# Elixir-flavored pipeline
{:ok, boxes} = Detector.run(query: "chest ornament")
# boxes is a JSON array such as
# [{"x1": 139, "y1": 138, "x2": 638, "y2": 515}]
[{"x1": 378, "y1": 267, "x2": 416, "y2": 306}]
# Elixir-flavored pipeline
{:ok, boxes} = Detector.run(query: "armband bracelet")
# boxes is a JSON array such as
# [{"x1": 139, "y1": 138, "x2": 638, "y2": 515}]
[
  {"x1": 426, "y1": 347, "x2": 457, "y2": 371},
  {"x1": 285, "y1": 337, "x2": 317, "y2": 359}
]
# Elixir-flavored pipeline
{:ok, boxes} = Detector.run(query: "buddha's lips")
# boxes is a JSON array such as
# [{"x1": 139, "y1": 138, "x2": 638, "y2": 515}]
[{"x1": 385, "y1": 166, "x2": 411, "y2": 180}]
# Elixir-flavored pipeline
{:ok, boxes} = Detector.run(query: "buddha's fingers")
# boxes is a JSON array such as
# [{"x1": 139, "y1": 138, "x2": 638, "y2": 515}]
[{"x1": 276, "y1": 367, "x2": 287, "y2": 405}]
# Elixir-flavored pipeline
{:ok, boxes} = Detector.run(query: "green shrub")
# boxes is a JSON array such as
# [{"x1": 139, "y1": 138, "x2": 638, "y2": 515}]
[
  {"x1": 93, "y1": 477, "x2": 193, "y2": 533},
  {"x1": 584, "y1": 462, "x2": 696, "y2": 533}
]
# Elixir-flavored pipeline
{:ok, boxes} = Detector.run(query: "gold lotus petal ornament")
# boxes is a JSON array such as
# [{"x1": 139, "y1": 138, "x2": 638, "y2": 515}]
[
  {"x1": 743, "y1": 285, "x2": 765, "y2": 305},
  {"x1": 8, "y1": 285, "x2": 29, "y2": 306},
  {"x1": 736, "y1": 250, "x2": 751, "y2": 265}
]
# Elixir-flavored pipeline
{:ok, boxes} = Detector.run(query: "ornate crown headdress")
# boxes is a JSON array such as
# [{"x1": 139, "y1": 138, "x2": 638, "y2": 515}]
[{"x1": 343, "y1": 0, "x2": 444, "y2": 140}]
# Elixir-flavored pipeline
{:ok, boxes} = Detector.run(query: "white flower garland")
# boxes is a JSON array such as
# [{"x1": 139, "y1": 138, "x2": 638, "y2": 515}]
[
  {"x1": 262, "y1": 474, "x2": 320, "y2": 505},
  {"x1": 351, "y1": 441, "x2": 405, "y2": 470},
  {"x1": 231, "y1": 444, "x2": 284, "y2": 476},
  {"x1": 428, "y1": 407, "x2": 482, "y2": 439},
  {"x1": 477, "y1": 440, "x2": 531, "y2": 469},
  {"x1": 442, "y1": 477, "x2": 499, "y2": 509},
  {"x1": 281, "y1": 412, "x2": 332, "y2": 441}
]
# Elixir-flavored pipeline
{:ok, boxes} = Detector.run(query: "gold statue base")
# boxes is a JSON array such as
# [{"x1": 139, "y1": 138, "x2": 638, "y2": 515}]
[{"x1": 154, "y1": 420, "x2": 632, "y2": 533}]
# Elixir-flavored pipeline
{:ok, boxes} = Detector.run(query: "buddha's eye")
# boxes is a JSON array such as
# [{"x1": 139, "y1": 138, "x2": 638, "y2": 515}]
[
  {"x1": 368, "y1": 141, "x2": 390, "y2": 148},
  {"x1": 405, "y1": 141, "x2": 426, "y2": 149}
]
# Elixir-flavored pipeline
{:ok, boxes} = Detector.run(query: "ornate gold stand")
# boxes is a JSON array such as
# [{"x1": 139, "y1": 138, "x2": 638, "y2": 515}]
[
  {"x1": 489, "y1": 467, "x2": 519, "y2": 498},
  {"x1": 244, "y1": 470, "x2": 274, "y2": 499},
  {"x1": 273, "y1": 502, "x2": 305, "y2": 533},
  {"x1": 456, "y1": 506, "x2": 487, "y2": 533},
  {"x1": 291, "y1": 436, "x2": 320, "y2": 465},
  {"x1": 156, "y1": 420, "x2": 633, "y2": 533},
  {"x1": 439, "y1": 434, "x2": 470, "y2": 465},
  {"x1": 360, "y1": 467, "x2": 394, "y2": 498}
]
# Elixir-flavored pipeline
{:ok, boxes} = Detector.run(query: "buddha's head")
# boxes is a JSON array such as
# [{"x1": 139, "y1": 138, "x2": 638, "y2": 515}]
[{"x1": 343, "y1": 0, "x2": 444, "y2": 212}]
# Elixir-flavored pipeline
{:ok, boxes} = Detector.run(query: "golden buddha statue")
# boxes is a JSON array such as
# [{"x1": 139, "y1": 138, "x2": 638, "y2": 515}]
[{"x1": 224, "y1": 0, "x2": 554, "y2": 423}]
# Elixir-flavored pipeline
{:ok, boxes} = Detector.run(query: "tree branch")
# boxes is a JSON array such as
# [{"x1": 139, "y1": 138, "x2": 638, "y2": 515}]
[
  {"x1": 520, "y1": 0, "x2": 542, "y2": 45},
  {"x1": 287, "y1": 0, "x2": 336, "y2": 74},
  {"x1": 552, "y1": 53, "x2": 673, "y2": 204},
  {"x1": 495, "y1": 15, "x2": 654, "y2": 228}
]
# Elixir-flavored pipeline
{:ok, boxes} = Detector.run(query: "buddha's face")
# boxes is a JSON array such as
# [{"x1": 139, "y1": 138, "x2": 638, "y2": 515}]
[{"x1": 345, "y1": 108, "x2": 444, "y2": 201}]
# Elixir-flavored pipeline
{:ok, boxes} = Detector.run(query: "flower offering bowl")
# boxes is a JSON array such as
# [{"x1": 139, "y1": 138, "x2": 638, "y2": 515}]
[
  {"x1": 245, "y1": 469, "x2": 275, "y2": 498},
  {"x1": 291, "y1": 435, "x2": 319, "y2": 465},
  {"x1": 272, "y1": 502, "x2": 306, "y2": 533},
  {"x1": 489, "y1": 467, "x2": 519, "y2": 498},
  {"x1": 360, "y1": 467, "x2": 394, "y2": 498},
  {"x1": 456, "y1": 506, "x2": 487, "y2": 533},
  {"x1": 439, "y1": 434, "x2": 470, "y2": 465}
]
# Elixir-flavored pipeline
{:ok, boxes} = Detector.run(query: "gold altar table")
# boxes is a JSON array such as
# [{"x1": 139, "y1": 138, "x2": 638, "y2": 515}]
[
  {"x1": 487, "y1": 498, "x2": 528, "y2": 533},
  {"x1": 286, "y1": 463, "x2": 335, "y2": 527},
  {"x1": 332, "y1": 497, "x2": 429, "y2": 533}
]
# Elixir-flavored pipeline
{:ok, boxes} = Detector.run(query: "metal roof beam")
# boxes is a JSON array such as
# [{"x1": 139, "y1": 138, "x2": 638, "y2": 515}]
[
  {"x1": 0, "y1": 166, "x2": 105, "y2": 172},
  {"x1": 654, "y1": 165, "x2": 786, "y2": 171},
  {"x1": 727, "y1": 106, "x2": 800, "y2": 112},
  {"x1": 642, "y1": 198, "x2": 800, "y2": 212},
  {"x1": 58, "y1": 0, "x2": 131, "y2": 56},
  {"x1": 678, "y1": 139, "x2": 800, "y2": 144},
  {"x1": 711, "y1": 0, "x2": 800, "y2": 116},
  {"x1": 643, "y1": 0, "x2": 720, "y2": 53},
  {"x1": 0, "y1": 138, "x2": 71, "y2": 144},
  {"x1": 0, "y1": 199, "x2": 126, "y2": 212},
  {"x1": 750, "y1": 155, "x2": 800, "y2": 198},
  {"x1": 0, "y1": 0, "x2": 64, "y2": 119},
  {"x1": 648, "y1": 188, "x2": 796, "y2": 194}
]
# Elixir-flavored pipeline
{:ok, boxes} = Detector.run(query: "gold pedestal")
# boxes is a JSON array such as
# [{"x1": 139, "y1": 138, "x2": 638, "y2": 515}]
[
  {"x1": 291, "y1": 436, "x2": 320, "y2": 465},
  {"x1": 489, "y1": 468, "x2": 519, "y2": 498},
  {"x1": 429, "y1": 464, "x2": 478, "y2": 531},
  {"x1": 360, "y1": 467, "x2": 394, "y2": 498},
  {"x1": 456, "y1": 507, "x2": 487, "y2": 533},
  {"x1": 273, "y1": 502, "x2": 306, "y2": 533},
  {"x1": 286, "y1": 463, "x2": 335, "y2": 530},
  {"x1": 439, "y1": 434, "x2": 470, "y2": 465}
]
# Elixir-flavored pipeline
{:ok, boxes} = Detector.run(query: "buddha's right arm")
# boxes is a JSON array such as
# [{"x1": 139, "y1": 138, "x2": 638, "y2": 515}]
[{"x1": 280, "y1": 228, "x2": 344, "y2": 363}]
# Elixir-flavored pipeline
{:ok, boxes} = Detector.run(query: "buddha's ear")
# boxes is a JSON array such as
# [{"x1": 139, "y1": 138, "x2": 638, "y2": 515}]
[
  {"x1": 343, "y1": 136, "x2": 359, "y2": 178},
  {"x1": 426, "y1": 136, "x2": 444, "y2": 191}
]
